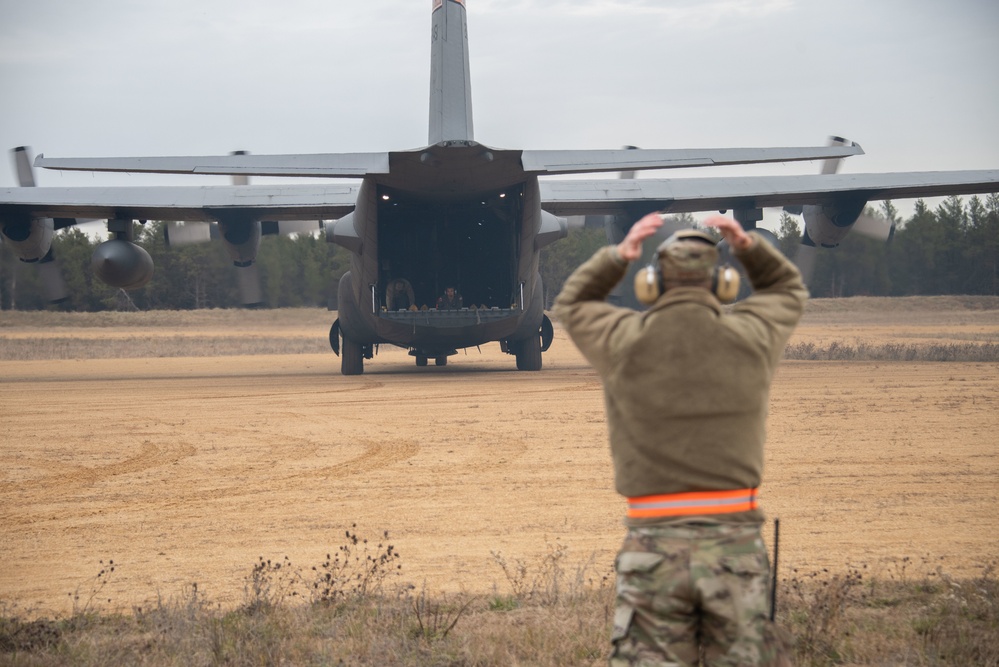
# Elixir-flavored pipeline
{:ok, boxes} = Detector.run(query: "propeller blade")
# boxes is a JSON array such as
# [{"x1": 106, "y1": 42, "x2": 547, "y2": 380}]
[
  {"x1": 13, "y1": 146, "x2": 36, "y2": 187},
  {"x1": 617, "y1": 145, "x2": 639, "y2": 180},
  {"x1": 165, "y1": 221, "x2": 216, "y2": 246},
  {"x1": 38, "y1": 248, "x2": 69, "y2": 304},
  {"x1": 820, "y1": 135, "x2": 854, "y2": 175},
  {"x1": 231, "y1": 150, "x2": 249, "y2": 186},
  {"x1": 236, "y1": 262, "x2": 263, "y2": 307},
  {"x1": 12, "y1": 147, "x2": 70, "y2": 302},
  {"x1": 14, "y1": 146, "x2": 100, "y2": 228},
  {"x1": 795, "y1": 241, "x2": 819, "y2": 287},
  {"x1": 852, "y1": 214, "x2": 896, "y2": 243},
  {"x1": 276, "y1": 219, "x2": 322, "y2": 235}
]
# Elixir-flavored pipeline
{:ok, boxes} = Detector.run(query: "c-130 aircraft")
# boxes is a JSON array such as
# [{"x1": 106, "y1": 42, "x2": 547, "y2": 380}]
[{"x1": 2, "y1": 0, "x2": 998, "y2": 375}]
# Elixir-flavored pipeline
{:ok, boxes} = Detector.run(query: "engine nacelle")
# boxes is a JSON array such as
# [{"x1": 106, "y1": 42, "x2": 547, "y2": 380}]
[
  {"x1": 801, "y1": 198, "x2": 868, "y2": 248},
  {"x1": 218, "y1": 220, "x2": 261, "y2": 267},
  {"x1": 92, "y1": 239, "x2": 154, "y2": 289},
  {"x1": 1, "y1": 216, "x2": 53, "y2": 262},
  {"x1": 534, "y1": 211, "x2": 568, "y2": 251},
  {"x1": 327, "y1": 213, "x2": 363, "y2": 254}
]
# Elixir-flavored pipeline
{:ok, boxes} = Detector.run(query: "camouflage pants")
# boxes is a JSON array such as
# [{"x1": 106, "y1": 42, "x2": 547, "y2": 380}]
[{"x1": 609, "y1": 522, "x2": 784, "y2": 667}]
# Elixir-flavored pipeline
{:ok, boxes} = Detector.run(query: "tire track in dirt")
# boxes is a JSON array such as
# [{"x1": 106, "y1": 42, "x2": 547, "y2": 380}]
[
  {"x1": 2, "y1": 439, "x2": 421, "y2": 528},
  {"x1": 0, "y1": 442, "x2": 199, "y2": 528},
  {"x1": 0, "y1": 442, "x2": 197, "y2": 498},
  {"x1": 454, "y1": 433, "x2": 529, "y2": 474},
  {"x1": 131, "y1": 379, "x2": 386, "y2": 404},
  {"x1": 322, "y1": 380, "x2": 600, "y2": 408},
  {"x1": 397, "y1": 421, "x2": 530, "y2": 474},
  {"x1": 148, "y1": 438, "x2": 421, "y2": 505},
  {"x1": 304, "y1": 439, "x2": 421, "y2": 480},
  {"x1": 207, "y1": 431, "x2": 324, "y2": 473},
  {"x1": 206, "y1": 436, "x2": 421, "y2": 483}
]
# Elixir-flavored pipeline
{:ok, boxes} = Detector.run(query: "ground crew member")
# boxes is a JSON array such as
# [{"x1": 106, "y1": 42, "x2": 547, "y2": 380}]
[
  {"x1": 553, "y1": 212, "x2": 806, "y2": 666},
  {"x1": 437, "y1": 286, "x2": 463, "y2": 310},
  {"x1": 386, "y1": 278, "x2": 416, "y2": 311}
]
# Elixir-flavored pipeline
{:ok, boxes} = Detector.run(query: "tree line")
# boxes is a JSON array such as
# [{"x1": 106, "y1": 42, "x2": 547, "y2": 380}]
[
  {"x1": 1, "y1": 194, "x2": 996, "y2": 312},
  {"x1": 1, "y1": 222, "x2": 351, "y2": 312},
  {"x1": 772, "y1": 194, "x2": 999, "y2": 298}
]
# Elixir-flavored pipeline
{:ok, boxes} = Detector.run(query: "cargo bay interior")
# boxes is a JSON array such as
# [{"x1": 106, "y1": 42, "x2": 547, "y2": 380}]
[{"x1": 376, "y1": 186, "x2": 523, "y2": 311}]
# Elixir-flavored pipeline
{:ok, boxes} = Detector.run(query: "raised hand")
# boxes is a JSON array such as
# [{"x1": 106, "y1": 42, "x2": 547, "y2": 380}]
[
  {"x1": 616, "y1": 213, "x2": 664, "y2": 262},
  {"x1": 702, "y1": 214, "x2": 753, "y2": 251}
]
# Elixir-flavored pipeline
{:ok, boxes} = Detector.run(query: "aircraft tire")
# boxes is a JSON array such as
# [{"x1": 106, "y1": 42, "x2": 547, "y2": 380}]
[
  {"x1": 342, "y1": 337, "x2": 364, "y2": 375},
  {"x1": 435, "y1": 356, "x2": 447, "y2": 366},
  {"x1": 416, "y1": 355, "x2": 428, "y2": 367},
  {"x1": 515, "y1": 335, "x2": 542, "y2": 371}
]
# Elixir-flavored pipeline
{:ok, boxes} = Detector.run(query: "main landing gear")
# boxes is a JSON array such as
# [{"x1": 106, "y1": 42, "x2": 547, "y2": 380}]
[
  {"x1": 509, "y1": 315, "x2": 551, "y2": 371},
  {"x1": 514, "y1": 334, "x2": 542, "y2": 371},
  {"x1": 341, "y1": 337, "x2": 364, "y2": 375},
  {"x1": 330, "y1": 319, "x2": 369, "y2": 376}
]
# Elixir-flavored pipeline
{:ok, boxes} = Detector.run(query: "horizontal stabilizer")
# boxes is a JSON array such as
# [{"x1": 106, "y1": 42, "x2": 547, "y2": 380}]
[
  {"x1": 522, "y1": 143, "x2": 864, "y2": 175},
  {"x1": 35, "y1": 152, "x2": 391, "y2": 178}
]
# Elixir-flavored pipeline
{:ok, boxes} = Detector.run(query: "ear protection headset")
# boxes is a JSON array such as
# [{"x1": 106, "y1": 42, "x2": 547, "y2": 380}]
[{"x1": 633, "y1": 229, "x2": 741, "y2": 305}]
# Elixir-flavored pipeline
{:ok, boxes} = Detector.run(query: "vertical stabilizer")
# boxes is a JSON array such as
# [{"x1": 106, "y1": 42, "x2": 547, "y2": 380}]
[{"x1": 429, "y1": 0, "x2": 473, "y2": 144}]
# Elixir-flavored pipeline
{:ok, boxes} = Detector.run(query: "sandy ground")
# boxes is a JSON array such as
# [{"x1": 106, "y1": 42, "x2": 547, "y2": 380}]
[{"x1": 1, "y1": 307, "x2": 997, "y2": 616}]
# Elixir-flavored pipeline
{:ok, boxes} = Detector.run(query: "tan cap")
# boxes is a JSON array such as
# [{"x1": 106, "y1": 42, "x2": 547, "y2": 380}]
[{"x1": 656, "y1": 229, "x2": 718, "y2": 284}]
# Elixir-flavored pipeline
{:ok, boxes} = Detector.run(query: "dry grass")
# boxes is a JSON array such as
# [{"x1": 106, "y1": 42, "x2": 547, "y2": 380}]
[
  {"x1": 802, "y1": 295, "x2": 999, "y2": 315},
  {"x1": 0, "y1": 335, "x2": 330, "y2": 360},
  {"x1": 0, "y1": 307, "x2": 333, "y2": 330},
  {"x1": 781, "y1": 557, "x2": 999, "y2": 666},
  {"x1": 784, "y1": 340, "x2": 999, "y2": 361},
  {"x1": 0, "y1": 532, "x2": 616, "y2": 667},
  {"x1": 2, "y1": 544, "x2": 996, "y2": 666},
  {"x1": 2, "y1": 297, "x2": 998, "y2": 361},
  {"x1": 0, "y1": 307, "x2": 333, "y2": 359}
]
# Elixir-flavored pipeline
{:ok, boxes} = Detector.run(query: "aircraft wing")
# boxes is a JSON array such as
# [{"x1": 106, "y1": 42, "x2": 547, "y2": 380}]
[
  {"x1": 539, "y1": 170, "x2": 999, "y2": 217},
  {"x1": 521, "y1": 144, "x2": 864, "y2": 175},
  {"x1": 0, "y1": 184, "x2": 360, "y2": 222},
  {"x1": 34, "y1": 152, "x2": 391, "y2": 178}
]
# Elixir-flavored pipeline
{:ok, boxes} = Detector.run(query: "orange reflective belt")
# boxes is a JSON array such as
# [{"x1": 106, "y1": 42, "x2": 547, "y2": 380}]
[{"x1": 627, "y1": 488, "x2": 759, "y2": 519}]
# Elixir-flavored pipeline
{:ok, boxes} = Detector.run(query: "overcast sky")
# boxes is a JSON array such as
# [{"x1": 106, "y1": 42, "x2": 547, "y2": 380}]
[{"x1": 1, "y1": 0, "x2": 996, "y2": 223}]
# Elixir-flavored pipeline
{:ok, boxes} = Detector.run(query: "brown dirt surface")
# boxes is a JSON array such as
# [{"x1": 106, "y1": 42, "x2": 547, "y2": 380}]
[{"x1": 1, "y1": 297, "x2": 997, "y2": 617}]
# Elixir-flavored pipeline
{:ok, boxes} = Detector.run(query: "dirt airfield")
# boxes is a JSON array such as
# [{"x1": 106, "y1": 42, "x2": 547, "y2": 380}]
[{"x1": 1, "y1": 298, "x2": 997, "y2": 616}]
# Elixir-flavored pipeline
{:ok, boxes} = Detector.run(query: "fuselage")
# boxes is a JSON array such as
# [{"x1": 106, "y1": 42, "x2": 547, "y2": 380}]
[{"x1": 332, "y1": 142, "x2": 561, "y2": 358}]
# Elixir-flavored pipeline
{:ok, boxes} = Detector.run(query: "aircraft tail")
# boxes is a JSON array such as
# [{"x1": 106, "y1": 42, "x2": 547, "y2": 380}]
[{"x1": 429, "y1": 0, "x2": 473, "y2": 144}]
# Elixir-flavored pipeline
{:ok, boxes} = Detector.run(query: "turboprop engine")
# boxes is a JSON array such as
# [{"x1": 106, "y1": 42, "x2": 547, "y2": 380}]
[
  {"x1": 3, "y1": 148, "x2": 55, "y2": 260},
  {"x1": 164, "y1": 212, "x2": 309, "y2": 307},
  {"x1": 1, "y1": 215, "x2": 53, "y2": 262},
  {"x1": 218, "y1": 219, "x2": 261, "y2": 267},
  {"x1": 162, "y1": 218, "x2": 264, "y2": 306},
  {"x1": 791, "y1": 136, "x2": 893, "y2": 250},
  {"x1": 3, "y1": 147, "x2": 69, "y2": 302},
  {"x1": 800, "y1": 197, "x2": 870, "y2": 249},
  {"x1": 785, "y1": 137, "x2": 895, "y2": 285}
]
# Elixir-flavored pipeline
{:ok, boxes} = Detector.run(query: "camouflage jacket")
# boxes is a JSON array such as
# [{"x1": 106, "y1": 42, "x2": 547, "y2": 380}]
[{"x1": 553, "y1": 233, "x2": 807, "y2": 524}]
